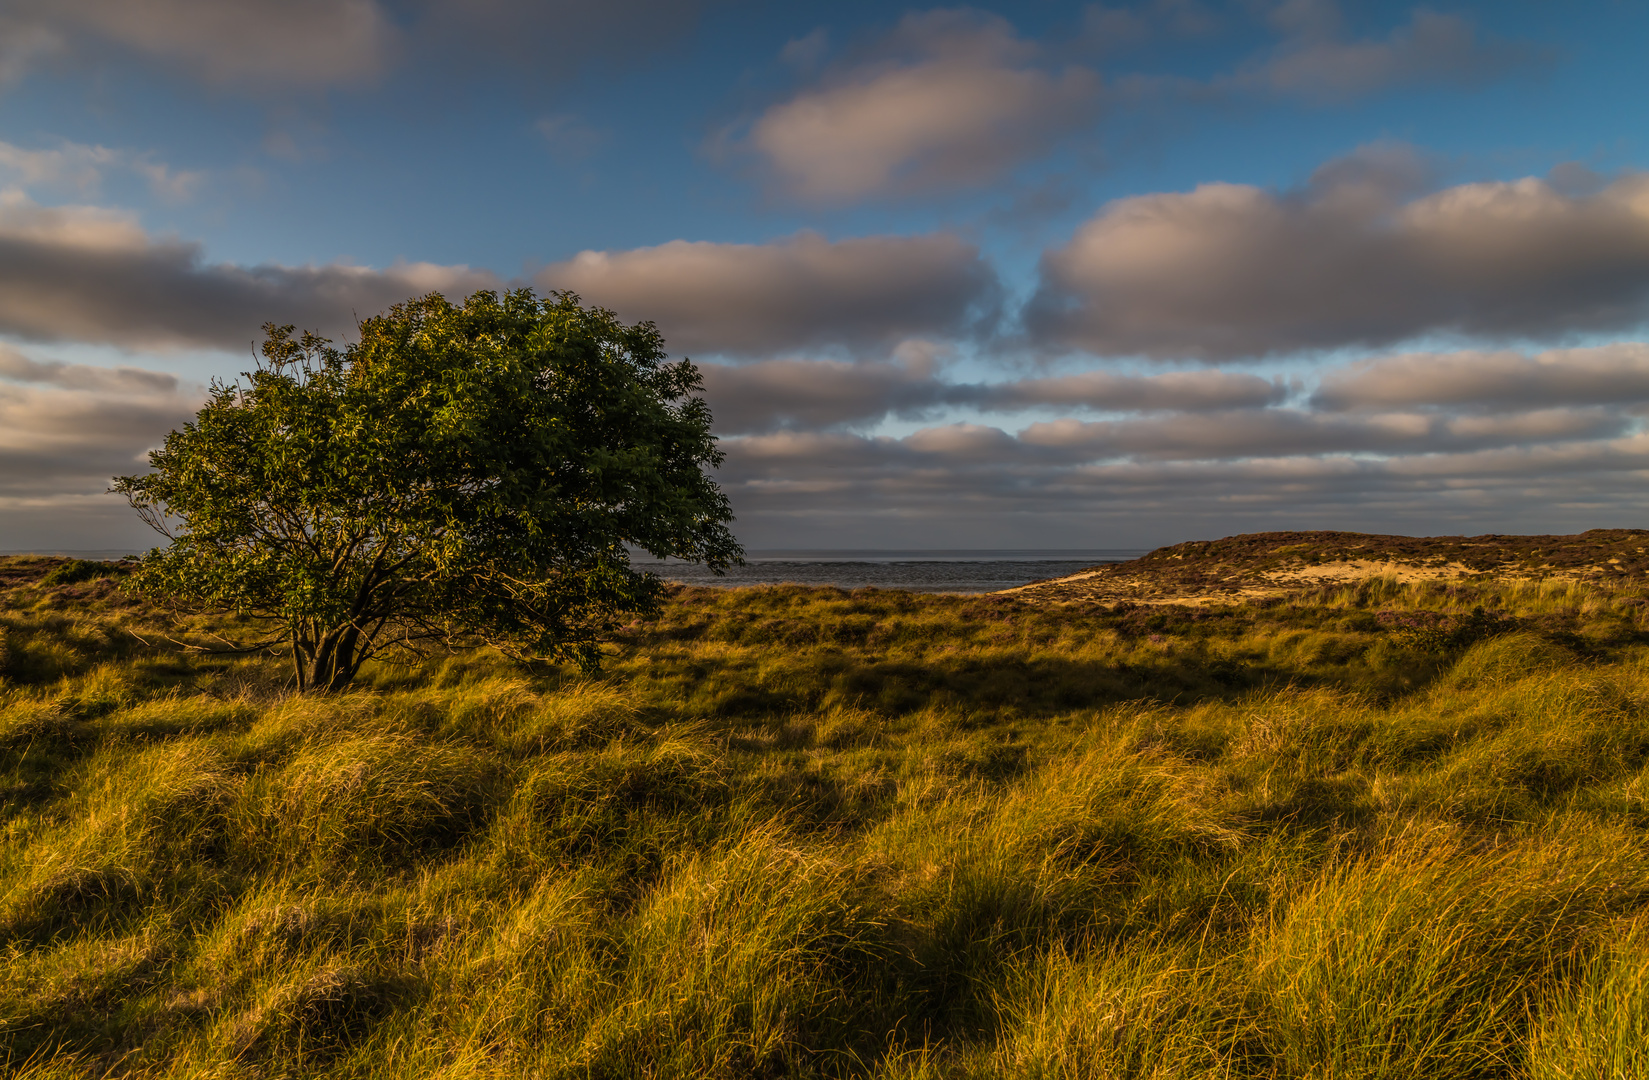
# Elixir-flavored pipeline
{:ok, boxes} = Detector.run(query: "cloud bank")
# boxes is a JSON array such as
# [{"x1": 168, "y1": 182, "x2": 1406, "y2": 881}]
[{"x1": 698, "y1": 338, "x2": 1649, "y2": 545}]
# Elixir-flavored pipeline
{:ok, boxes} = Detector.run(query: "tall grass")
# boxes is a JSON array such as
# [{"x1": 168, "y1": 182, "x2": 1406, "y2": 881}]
[{"x1": 3, "y1": 565, "x2": 1649, "y2": 1076}]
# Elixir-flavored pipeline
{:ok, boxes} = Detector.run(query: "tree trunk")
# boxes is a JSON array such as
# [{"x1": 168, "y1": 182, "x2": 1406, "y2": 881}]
[{"x1": 294, "y1": 624, "x2": 365, "y2": 692}]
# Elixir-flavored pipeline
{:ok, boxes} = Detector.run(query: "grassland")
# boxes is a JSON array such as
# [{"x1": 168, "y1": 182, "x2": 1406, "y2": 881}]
[
  {"x1": 3, "y1": 555, "x2": 1649, "y2": 1078},
  {"x1": 1007, "y1": 527, "x2": 1649, "y2": 604}
]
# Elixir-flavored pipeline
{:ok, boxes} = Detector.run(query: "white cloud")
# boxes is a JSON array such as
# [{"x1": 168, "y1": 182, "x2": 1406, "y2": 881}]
[
  {"x1": 0, "y1": 139, "x2": 206, "y2": 203},
  {"x1": 0, "y1": 139, "x2": 117, "y2": 193},
  {"x1": 740, "y1": 9, "x2": 1102, "y2": 203},
  {"x1": 1029, "y1": 151, "x2": 1649, "y2": 359}
]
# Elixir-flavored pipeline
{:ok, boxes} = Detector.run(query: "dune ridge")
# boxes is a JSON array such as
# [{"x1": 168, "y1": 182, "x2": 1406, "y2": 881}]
[{"x1": 1001, "y1": 528, "x2": 1649, "y2": 604}]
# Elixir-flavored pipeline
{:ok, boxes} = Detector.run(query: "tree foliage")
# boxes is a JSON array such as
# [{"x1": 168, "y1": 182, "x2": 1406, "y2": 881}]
[{"x1": 114, "y1": 289, "x2": 741, "y2": 691}]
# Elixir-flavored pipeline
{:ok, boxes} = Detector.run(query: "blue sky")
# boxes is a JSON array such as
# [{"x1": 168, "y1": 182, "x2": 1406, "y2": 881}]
[{"x1": 3, "y1": 0, "x2": 1649, "y2": 551}]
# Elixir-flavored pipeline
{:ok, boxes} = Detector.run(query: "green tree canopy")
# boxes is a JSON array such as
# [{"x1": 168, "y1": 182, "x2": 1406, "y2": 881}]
[{"x1": 114, "y1": 289, "x2": 742, "y2": 691}]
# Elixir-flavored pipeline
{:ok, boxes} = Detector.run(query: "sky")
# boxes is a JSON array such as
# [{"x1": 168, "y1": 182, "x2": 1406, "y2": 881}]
[{"x1": 2, "y1": 0, "x2": 1649, "y2": 553}]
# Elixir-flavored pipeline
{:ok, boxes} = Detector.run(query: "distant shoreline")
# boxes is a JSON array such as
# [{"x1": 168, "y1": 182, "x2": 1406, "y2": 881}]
[{"x1": 0, "y1": 549, "x2": 141, "y2": 560}]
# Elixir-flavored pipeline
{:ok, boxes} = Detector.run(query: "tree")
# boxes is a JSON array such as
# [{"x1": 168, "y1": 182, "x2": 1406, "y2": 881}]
[{"x1": 113, "y1": 289, "x2": 742, "y2": 691}]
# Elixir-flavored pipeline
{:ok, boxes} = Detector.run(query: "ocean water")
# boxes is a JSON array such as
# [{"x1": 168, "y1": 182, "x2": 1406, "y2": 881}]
[{"x1": 638, "y1": 549, "x2": 1146, "y2": 594}]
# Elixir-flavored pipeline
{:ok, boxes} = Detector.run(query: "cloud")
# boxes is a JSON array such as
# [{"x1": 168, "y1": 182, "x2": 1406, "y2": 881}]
[
  {"x1": 715, "y1": 417, "x2": 1649, "y2": 547},
  {"x1": 129, "y1": 158, "x2": 206, "y2": 203},
  {"x1": 1314, "y1": 343, "x2": 1649, "y2": 411},
  {"x1": 0, "y1": 367, "x2": 197, "y2": 507},
  {"x1": 1075, "y1": 0, "x2": 1218, "y2": 53},
  {"x1": 403, "y1": 0, "x2": 719, "y2": 86},
  {"x1": 992, "y1": 369, "x2": 1284, "y2": 412},
  {"x1": 0, "y1": 362, "x2": 199, "y2": 548},
  {"x1": 540, "y1": 230, "x2": 999, "y2": 357},
  {"x1": 1028, "y1": 152, "x2": 1649, "y2": 359},
  {"x1": 0, "y1": 191, "x2": 496, "y2": 349},
  {"x1": 0, "y1": 1, "x2": 720, "y2": 95},
  {"x1": 700, "y1": 354, "x2": 950, "y2": 435},
  {"x1": 0, "y1": 193, "x2": 993, "y2": 359},
  {"x1": 0, "y1": 139, "x2": 118, "y2": 193},
  {"x1": 739, "y1": 9, "x2": 1102, "y2": 203},
  {"x1": 700, "y1": 354, "x2": 1288, "y2": 435},
  {"x1": 0, "y1": 139, "x2": 206, "y2": 202},
  {"x1": 779, "y1": 28, "x2": 830, "y2": 70},
  {"x1": 699, "y1": 334, "x2": 1649, "y2": 546},
  {"x1": 0, "y1": 344, "x2": 178, "y2": 393},
  {"x1": 1017, "y1": 407, "x2": 1626, "y2": 461},
  {"x1": 534, "y1": 115, "x2": 606, "y2": 161},
  {"x1": 0, "y1": 0, "x2": 397, "y2": 91},
  {"x1": 1237, "y1": 3, "x2": 1549, "y2": 102}
]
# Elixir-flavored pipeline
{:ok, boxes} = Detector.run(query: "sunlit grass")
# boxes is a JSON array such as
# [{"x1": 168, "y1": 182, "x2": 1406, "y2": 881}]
[{"x1": 3, "y1": 563, "x2": 1649, "y2": 1076}]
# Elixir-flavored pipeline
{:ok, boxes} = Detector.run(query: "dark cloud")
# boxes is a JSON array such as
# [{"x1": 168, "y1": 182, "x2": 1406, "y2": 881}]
[
  {"x1": 401, "y1": 0, "x2": 720, "y2": 87},
  {"x1": 0, "y1": 0, "x2": 719, "y2": 94},
  {"x1": 0, "y1": 193, "x2": 496, "y2": 348},
  {"x1": 715, "y1": 422, "x2": 1649, "y2": 548},
  {"x1": 0, "y1": 0, "x2": 397, "y2": 90},
  {"x1": 702, "y1": 336, "x2": 1649, "y2": 546},
  {"x1": 541, "y1": 231, "x2": 999, "y2": 358},
  {"x1": 0, "y1": 373, "x2": 199, "y2": 552},
  {"x1": 700, "y1": 355, "x2": 1286, "y2": 435},
  {"x1": 0, "y1": 344, "x2": 178, "y2": 392},
  {"x1": 1028, "y1": 156, "x2": 1649, "y2": 360},
  {"x1": 1236, "y1": 2, "x2": 1551, "y2": 102},
  {"x1": 700, "y1": 353, "x2": 950, "y2": 434},
  {"x1": 0, "y1": 196, "x2": 993, "y2": 358},
  {"x1": 0, "y1": 354, "x2": 210, "y2": 549}
]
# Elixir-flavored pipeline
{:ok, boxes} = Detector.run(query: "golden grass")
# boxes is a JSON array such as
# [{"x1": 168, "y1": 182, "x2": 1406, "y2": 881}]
[{"x1": 1, "y1": 570, "x2": 1648, "y2": 1076}]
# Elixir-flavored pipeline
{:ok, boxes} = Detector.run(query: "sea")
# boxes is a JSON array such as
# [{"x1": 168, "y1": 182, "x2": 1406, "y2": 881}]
[
  {"x1": 4, "y1": 548, "x2": 1148, "y2": 596},
  {"x1": 637, "y1": 549, "x2": 1146, "y2": 594}
]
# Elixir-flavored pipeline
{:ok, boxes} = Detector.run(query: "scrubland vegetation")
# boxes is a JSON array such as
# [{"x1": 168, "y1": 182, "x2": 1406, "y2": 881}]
[{"x1": 3, "y1": 558, "x2": 1649, "y2": 1078}]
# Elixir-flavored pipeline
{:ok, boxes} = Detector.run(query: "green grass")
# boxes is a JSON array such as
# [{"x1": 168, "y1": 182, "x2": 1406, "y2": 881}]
[{"x1": 4, "y1": 568, "x2": 1649, "y2": 1077}]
